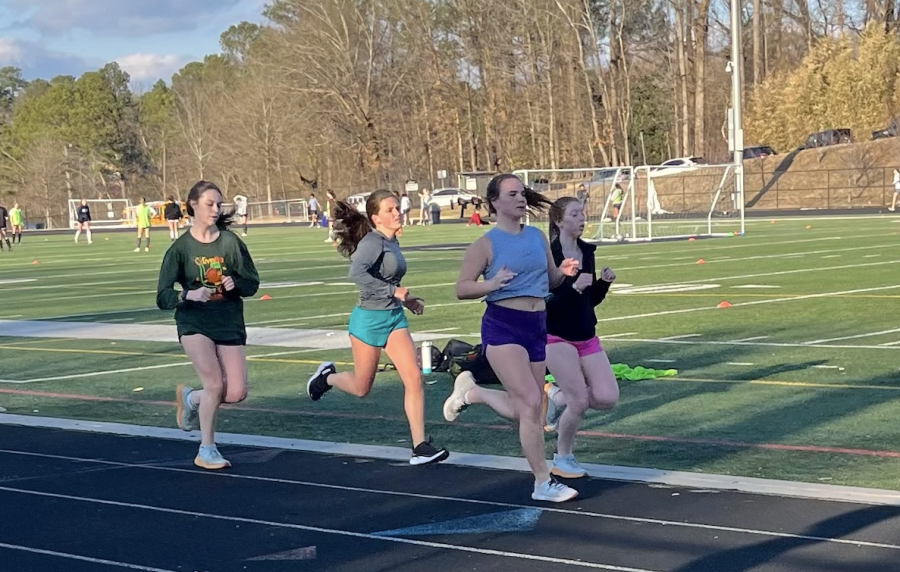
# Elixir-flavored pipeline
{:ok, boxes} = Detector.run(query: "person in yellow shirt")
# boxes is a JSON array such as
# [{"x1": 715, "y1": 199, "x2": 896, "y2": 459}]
[
  {"x1": 134, "y1": 197, "x2": 154, "y2": 252},
  {"x1": 9, "y1": 202, "x2": 23, "y2": 244}
]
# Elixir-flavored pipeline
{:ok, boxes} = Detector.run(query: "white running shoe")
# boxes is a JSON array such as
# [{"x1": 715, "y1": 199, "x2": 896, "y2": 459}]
[
  {"x1": 544, "y1": 384, "x2": 566, "y2": 432},
  {"x1": 194, "y1": 445, "x2": 231, "y2": 470},
  {"x1": 443, "y1": 371, "x2": 476, "y2": 421},
  {"x1": 175, "y1": 385, "x2": 199, "y2": 431},
  {"x1": 532, "y1": 477, "x2": 578, "y2": 502},
  {"x1": 551, "y1": 453, "x2": 587, "y2": 479}
]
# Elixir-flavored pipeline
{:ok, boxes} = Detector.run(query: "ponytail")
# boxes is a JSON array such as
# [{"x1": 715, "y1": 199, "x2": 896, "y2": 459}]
[
  {"x1": 485, "y1": 173, "x2": 553, "y2": 215},
  {"x1": 332, "y1": 189, "x2": 397, "y2": 258},
  {"x1": 186, "y1": 180, "x2": 233, "y2": 231}
]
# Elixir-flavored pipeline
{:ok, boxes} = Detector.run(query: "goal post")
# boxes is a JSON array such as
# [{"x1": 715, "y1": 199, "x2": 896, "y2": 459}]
[
  {"x1": 511, "y1": 164, "x2": 744, "y2": 243},
  {"x1": 67, "y1": 199, "x2": 133, "y2": 229}
]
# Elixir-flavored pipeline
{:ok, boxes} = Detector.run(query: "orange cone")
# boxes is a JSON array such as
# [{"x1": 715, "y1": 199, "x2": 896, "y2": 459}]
[
  {"x1": 770, "y1": 220, "x2": 776, "y2": 224},
  {"x1": 260, "y1": 294, "x2": 272, "y2": 301},
  {"x1": 696, "y1": 258, "x2": 706, "y2": 264},
  {"x1": 717, "y1": 301, "x2": 732, "y2": 308},
  {"x1": 31, "y1": 260, "x2": 39, "y2": 265},
  {"x1": 688, "y1": 237, "x2": 696, "y2": 242},
  {"x1": 806, "y1": 225, "x2": 812, "y2": 229}
]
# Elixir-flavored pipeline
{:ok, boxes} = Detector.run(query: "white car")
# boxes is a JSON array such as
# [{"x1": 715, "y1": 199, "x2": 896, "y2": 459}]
[
  {"x1": 346, "y1": 192, "x2": 371, "y2": 213},
  {"x1": 650, "y1": 157, "x2": 704, "y2": 177},
  {"x1": 428, "y1": 188, "x2": 478, "y2": 208}
]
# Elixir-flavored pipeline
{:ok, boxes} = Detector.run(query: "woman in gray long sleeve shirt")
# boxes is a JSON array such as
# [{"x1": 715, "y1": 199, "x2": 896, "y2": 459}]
[{"x1": 305, "y1": 190, "x2": 449, "y2": 466}]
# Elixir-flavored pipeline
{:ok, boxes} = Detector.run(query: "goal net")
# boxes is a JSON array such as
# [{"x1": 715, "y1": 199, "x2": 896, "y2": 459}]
[
  {"x1": 67, "y1": 199, "x2": 133, "y2": 229},
  {"x1": 244, "y1": 199, "x2": 310, "y2": 224},
  {"x1": 514, "y1": 164, "x2": 744, "y2": 242}
]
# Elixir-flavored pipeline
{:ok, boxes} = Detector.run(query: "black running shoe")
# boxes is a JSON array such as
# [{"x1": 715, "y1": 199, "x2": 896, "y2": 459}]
[
  {"x1": 410, "y1": 438, "x2": 449, "y2": 466},
  {"x1": 306, "y1": 362, "x2": 335, "y2": 401}
]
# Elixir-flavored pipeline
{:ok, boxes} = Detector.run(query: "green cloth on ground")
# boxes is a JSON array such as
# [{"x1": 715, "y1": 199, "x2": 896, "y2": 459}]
[{"x1": 546, "y1": 364, "x2": 677, "y2": 383}]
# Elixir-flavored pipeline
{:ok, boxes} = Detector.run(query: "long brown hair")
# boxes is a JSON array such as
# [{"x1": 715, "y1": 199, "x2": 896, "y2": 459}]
[
  {"x1": 186, "y1": 181, "x2": 233, "y2": 230},
  {"x1": 485, "y1": 173, "x2": 552, "y2": 215},
  {"x1": 548, "y1": 196, "x2": 582, "y2": 242},
  {"x1": 333, "y1": 189, "x2": 397, "y2": 258}
]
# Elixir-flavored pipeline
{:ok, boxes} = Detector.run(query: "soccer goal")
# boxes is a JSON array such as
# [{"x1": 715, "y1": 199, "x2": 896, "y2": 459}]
[
  {"x1": 590, "y1": 163, "x2": 743, "y2": 243},
  {"x1": 67, "y1": 199, "x2": 133, "y2": 229},
  {"x1": 245, "y1": 199, "x2": 310, "y2": 223}
]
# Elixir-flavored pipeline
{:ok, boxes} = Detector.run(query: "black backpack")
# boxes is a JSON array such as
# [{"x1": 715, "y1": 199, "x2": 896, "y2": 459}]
[{"x1": 441, "y1": 339, "x2": 501, "y2": 386}]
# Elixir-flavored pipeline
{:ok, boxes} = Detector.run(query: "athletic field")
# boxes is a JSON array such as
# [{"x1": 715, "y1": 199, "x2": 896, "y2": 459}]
[{"x1": 1, "y1": 216, "x2": 899, "y2": 490}]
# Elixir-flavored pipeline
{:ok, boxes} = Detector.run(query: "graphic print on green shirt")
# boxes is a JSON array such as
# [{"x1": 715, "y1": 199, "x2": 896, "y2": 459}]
[{"x1": 156, "y1": 231, "x2": 260, "y2": 342}]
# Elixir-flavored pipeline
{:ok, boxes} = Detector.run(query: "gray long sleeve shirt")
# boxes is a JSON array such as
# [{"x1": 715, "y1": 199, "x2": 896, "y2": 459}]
[{"x1": 350, "y1": 231, "x2": 406, "y2": 310}]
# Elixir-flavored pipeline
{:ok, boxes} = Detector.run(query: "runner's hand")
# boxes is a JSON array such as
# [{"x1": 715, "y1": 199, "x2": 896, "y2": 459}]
[
  {"x1": 488, "y1": 266, "x2": 516, "y2": 291},
  {"x1": 600, "y1": 267, "x2": 616, "y2": 283},
  {"x1": 559, "y1": 258, "x2": 580, "y2": 277},
  {"x1": 185, "y1": 288, "x2": 213, "y2": 302},
  {"x1": 404, "y1": 297, "x2": 425, "y2": 315},
  {"x1": 573, "y1": 273, "x2": 593, "y2": 293},
  {"x1": 222, "y1": 276, "x2": 235, "y2": 291}
]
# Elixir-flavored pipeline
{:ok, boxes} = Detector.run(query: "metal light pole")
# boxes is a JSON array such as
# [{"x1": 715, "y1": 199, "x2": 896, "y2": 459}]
[{"x1": 730, "y1": 0, "x2": 745, "y2": 234}]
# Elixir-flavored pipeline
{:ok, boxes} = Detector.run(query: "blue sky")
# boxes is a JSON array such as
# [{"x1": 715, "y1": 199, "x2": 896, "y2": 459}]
[{"x1": 0, "y1": 0, "x2": 268, "y2": 87}]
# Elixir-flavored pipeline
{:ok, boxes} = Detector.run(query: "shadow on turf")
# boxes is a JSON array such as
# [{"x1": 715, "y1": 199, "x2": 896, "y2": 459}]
[{"x1": 669, "y1": 504, "x2": 900, "y2": 572}]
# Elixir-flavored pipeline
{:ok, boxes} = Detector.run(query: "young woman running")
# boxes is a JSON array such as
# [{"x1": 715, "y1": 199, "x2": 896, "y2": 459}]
[
  {"x1": 74, "y1": 199, "x2": 92, "y2": 244},
  {"x1": 157, "y1": 180, "x2": 260, "y2": 470},
  {"x1": 305, "y1": 189, "x2": 449, "y2": 466},
  {"x1": 442, "y1": 173, "x2": 580, "y2": 502},
  {"x1": 542, "y1": 196, "x2": 618, "y2": 478},
  {"x1": 164, "y1": 195, "x2": 183, "y2": 242}
]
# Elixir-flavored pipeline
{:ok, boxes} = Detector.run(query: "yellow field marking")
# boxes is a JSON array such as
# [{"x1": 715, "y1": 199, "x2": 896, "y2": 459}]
[
  {"x1": 669, "y1": 376, "x2": 900, "y2": 391},
  {"x1": 0, "y1": 338, "x2": 70, "y2": 347}
]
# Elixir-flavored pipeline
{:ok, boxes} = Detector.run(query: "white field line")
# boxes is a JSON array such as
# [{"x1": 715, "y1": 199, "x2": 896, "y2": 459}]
[
  {"x1": 0, "y1": 315, "x2": 23, "y2": 319},
  {"x1": 597, "y1": 285, "x2": 900, "y2": 324},
  {"x1": 657, "y1": 334, "x2": 701, "y2": 341},
  {"x1": 811, "y1": 365, "x2": 841, "y2": 370},
  {"x1": 645, "y1": 359, "x2": 676, "y2": 363},
  {"x1": 601, "y1": 332, "x2": 638, "y2": 339},
  {"x1": 0, "y1": 362, "x2": 192, "y2": 384},
  {"x1": 878, "y1": 340, "x2": 900, "y2": 347},
  {"x1": 418, "y1": 327, "x2": 460, "y2": 334},
  {"x1": 726, "y1": 362, "x2": 755, "y2": 366},
  {"x1": 248, "y1": 348, "x2": 342, "y2": 358},
  {"x1": 728, "y1": 336, "x2": 769, "y2": 343},
  {"x1": 804, "y1": 328, "x2": 900, "y2": 345},
  {"x1": 613, "y1": 242, "x2": 899, "y2": 274}
]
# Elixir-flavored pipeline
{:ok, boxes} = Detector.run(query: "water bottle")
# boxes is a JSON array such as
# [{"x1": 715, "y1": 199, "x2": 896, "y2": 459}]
[{"x1": 421, "y1": 341, "x2": 433, "y2": 374}]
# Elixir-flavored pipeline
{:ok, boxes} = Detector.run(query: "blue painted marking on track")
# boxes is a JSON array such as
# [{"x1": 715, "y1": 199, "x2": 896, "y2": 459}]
[{"x1": 372, "y1": 508, "x2": 542, "y2": 537}]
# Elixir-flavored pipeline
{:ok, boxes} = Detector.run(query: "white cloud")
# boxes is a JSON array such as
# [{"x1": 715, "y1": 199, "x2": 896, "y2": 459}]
[
  {"x1": 0, "y1": 36, "x2": 94, "y2": 79},
  {"x1": 10, "y1": 0, "x2": 248, "y2": 37},
  {"x1": 115, "y1": 53, "x2": 186, "y2": 83}
]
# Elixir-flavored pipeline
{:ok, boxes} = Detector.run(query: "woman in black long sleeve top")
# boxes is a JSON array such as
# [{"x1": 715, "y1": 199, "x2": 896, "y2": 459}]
[{"x1": 543, "y1": 196, "x2": 619, "y2": 479}]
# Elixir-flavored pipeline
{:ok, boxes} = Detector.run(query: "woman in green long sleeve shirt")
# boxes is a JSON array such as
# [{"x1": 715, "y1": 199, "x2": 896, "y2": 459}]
[{"x1": 157, "y1": 181, "x2": 260, "y2": 470}]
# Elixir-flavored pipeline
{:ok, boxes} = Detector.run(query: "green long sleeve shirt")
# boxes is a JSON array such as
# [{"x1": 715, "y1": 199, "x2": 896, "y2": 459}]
[{"x1": 156, "y1": 230, "x2": 260, "y2": 343}]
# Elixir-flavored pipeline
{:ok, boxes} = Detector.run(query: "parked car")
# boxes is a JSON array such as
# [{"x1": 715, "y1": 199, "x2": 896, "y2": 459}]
[
  {"x1": 429, "y1": 187, "x2": 478, "y2": 208},
  {"x1": 346, "y1": 192, "x2": 371, "y2": 213},
  {"x1": 650, "y1": 156, "x2": 704, "y2": 176},
  {"x1": 798, "y1": 129, "x2": 852, "y2": 150},
  {"x1": 743, "y1": 146, "x2": 777, "y2": 160}
]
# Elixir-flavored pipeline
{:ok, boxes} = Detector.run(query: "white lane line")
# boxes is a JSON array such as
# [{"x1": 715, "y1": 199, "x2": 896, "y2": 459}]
[
  {"x1": 811, "y1": 365, "x2": 841, "y2": 370},
  {"x1": 1, "y1": 451, "x2": 899, "y2": 552},
  {"x1": 606, "y1": 338, "x2": 900, "y2": 351},
  {"x1": 645, "y1": 359, "x2": 676, "y2": 364},
  {"x1": 728, "y1": 336, "x2": 769, "y2": 343},
  {"x1": 726, "y1": 362, "x2": 755, "y2": 366},
  {"x1": 804, "y1": 328, "x2": 900, "y2": 346},
  {"x1": 0, "y1": 362, "x2": 191, "y2": 384},
  {"x1": 602, "y1": 333, "x2": 638, "y2": 339},
  {"x1": 878, "y1": 340, "x2": 900, "y2": 347},
  {"x1": 0, "y1": 485, "x2": 658, "y2": 572},
  {"x1": 657, "y1": 334, "x2": 701, "y2": 341},
  {"x1": 0, "y1": 542, "x2": 177, "y2": 572}
]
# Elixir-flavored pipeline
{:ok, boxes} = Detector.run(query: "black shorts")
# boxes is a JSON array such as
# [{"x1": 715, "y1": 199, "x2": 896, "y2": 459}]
[
  {"x1": 179, "y1": 332, "x2": 246, "y2": 346},
  {"x1": 77, "y1": 219, "x2": 90, "y2": 224}
]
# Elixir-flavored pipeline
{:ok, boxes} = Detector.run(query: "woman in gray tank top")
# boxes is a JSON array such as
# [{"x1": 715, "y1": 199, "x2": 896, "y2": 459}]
[{"x1": 444, "y1": 174, "x2": 581, "y2": 503}]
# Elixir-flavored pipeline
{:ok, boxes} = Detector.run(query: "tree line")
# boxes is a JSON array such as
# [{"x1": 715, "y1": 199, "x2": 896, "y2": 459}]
[{"x1": 2, "y1": 0, "x2": 900, "y2": 227}]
